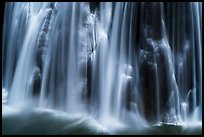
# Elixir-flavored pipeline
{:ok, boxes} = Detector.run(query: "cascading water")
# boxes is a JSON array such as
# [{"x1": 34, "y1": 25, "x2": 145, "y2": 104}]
[{"x1": 2, "y1": 2, "x2": 202, "y2": 134}]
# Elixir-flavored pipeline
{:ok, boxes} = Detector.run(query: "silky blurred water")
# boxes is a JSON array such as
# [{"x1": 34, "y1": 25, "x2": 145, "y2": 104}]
[
  {"x1": 2, "y1": 2, "x2": 202, "y2": 135},
  {"x1": 2, "y1": 105, "x2": 202, "y2": 135}
]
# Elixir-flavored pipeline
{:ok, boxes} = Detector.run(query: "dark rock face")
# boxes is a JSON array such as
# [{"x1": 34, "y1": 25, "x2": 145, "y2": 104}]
[
  {"x1": 138, "y1": 2, "x2": 201, "y2": 123},
  {"x1": 33, "y1": 4, "x2": 56, "y2": 98},
  {"x1": 89, "y1": 2, "x2": 99, "y2": 13},
  {"x1": 32, "y1": 67, "x2": 41, "y2": 97},
  {"x1": 138, "y1": 3, "x2": 166, "y2": 123}
]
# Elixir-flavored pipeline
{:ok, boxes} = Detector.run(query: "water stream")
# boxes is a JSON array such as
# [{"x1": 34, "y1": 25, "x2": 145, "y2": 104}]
[{"x1": 2, "y1": 2, "x2": 202, "y2": 134}]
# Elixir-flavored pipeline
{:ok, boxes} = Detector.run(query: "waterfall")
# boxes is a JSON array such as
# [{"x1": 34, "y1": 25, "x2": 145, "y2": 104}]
[{"x1": 2, "y1": 2, "x2": 202, "y2": 129}]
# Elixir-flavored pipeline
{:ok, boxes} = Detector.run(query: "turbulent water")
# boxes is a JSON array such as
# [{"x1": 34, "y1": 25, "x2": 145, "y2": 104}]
[{"x1": 2, "y1": 2, "x2": 202, "y2": 134}]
